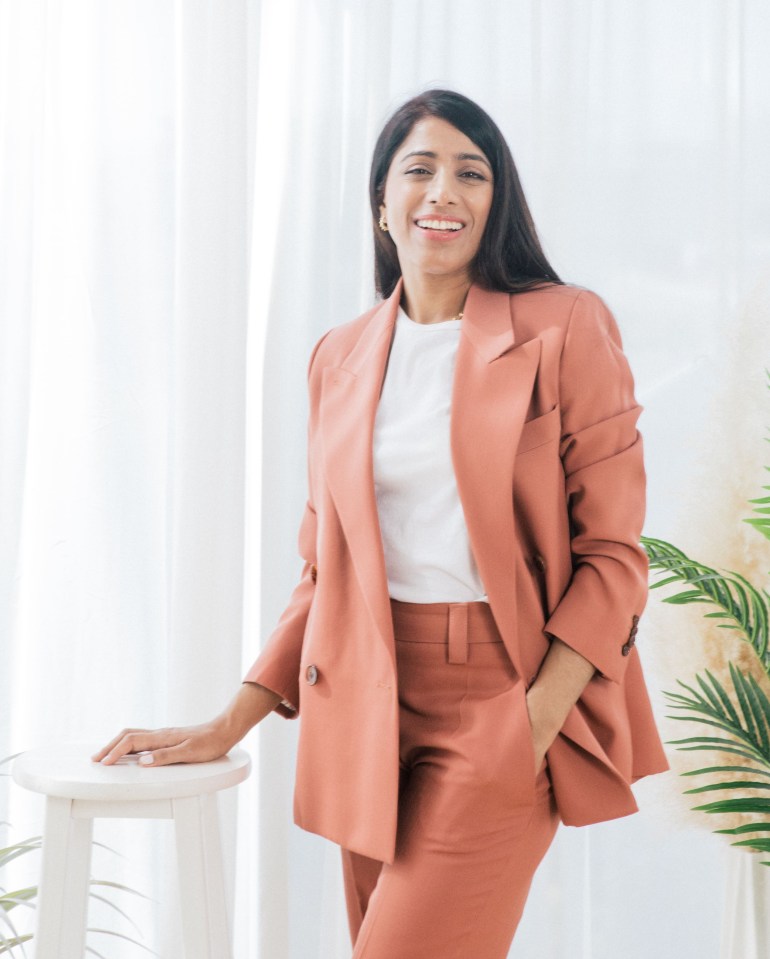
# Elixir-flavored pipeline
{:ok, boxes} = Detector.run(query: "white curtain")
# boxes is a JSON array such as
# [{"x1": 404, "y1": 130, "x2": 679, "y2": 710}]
[
  {"x1": 1, "y1": 0, "x2": 252, "y2": 954},
  {"x1": 2, "y1": 1, "x2": 769, "y2": 957}
]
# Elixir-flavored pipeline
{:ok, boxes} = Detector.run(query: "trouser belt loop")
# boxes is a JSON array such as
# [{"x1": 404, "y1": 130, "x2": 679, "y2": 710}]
[{"x1": 447, "y1": 604, "x2": 469, "y2": 664}]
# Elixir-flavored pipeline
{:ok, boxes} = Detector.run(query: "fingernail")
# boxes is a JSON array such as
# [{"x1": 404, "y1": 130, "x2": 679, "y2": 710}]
[{"x1": 139, "y1": 753, "x2": 153, "y2": 765}]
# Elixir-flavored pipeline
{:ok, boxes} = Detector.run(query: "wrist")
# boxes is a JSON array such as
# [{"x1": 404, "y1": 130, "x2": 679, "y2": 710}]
[
  {"x1": 206, "y1": 712, "x2": 239, "y2": 752},
  {"x1": 524, "y1": 683, "x2": 565, "y2": 741},
  {"x1": 218, "y1": 682, "x2": 281, "y2": 744}
]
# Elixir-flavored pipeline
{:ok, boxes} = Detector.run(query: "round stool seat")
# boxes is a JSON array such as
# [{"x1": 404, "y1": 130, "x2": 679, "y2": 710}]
[
  {"x1": 12, "y1": 740, "x2": 251, "y2": 959},
  {"x1": 13, "y1": 741, "x2": 251, "y2": 800}
]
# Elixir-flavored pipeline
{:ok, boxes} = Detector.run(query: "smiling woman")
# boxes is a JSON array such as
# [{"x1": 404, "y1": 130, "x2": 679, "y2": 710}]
[
  {"x1": 93, "y1": 88, "x2": 668, "y2": 959},
  {"x1": 369, "y1": 89, "x2": 563, "y2": 315},
  {"x1": 377, "y1": 117, "x2": 496, "y2": 304}
]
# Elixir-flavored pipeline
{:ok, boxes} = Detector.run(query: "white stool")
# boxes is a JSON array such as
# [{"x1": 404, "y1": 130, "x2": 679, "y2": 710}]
[{"x1": 12, "y1": 741, "x2": 251, "y2": 959}]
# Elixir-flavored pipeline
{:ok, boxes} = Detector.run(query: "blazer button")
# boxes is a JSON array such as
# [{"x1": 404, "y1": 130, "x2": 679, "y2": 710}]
[
  {"x1": 533, "y1": 553, "x2": 547, "y2": 572},
  {"x1": 306, "y1": 664, "x2": 319, "y2": 685},
  {"x1": 310, "y1": 563, "x2": 317, "y2": 584}
]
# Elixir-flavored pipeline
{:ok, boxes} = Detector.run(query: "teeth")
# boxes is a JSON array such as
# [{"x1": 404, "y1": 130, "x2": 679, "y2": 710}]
[{"x1": 416, "y1": 219, "x2": 463, "y2": 231}]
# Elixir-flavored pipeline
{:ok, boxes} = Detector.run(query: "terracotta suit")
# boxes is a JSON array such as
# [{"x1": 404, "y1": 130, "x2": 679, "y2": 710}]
[{"x1": 243, "y1": 277, "x2": 669, "y2": 950}]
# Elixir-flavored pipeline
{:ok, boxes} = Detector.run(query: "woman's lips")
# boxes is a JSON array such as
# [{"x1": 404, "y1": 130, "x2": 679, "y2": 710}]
[{"x1": 414, "y1": 222, "x2": 466, "y2": 242}]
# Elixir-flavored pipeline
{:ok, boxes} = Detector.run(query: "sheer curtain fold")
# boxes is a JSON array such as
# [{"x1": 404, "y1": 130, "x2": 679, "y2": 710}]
[
  {"x1": 1, "y1": 0, "x2": 250, "y2": 952},
  {"x1": 2, "y1": 1, "x2": 769, "y2": 957}
]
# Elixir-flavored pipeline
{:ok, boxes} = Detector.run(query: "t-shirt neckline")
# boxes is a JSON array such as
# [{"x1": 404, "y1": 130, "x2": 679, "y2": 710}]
[{"x1": 396, "y1": 305, "x2": 462, "y2": 330}]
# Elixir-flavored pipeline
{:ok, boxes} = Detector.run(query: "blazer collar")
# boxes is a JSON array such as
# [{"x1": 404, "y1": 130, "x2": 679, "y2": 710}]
[{"x1": 342, "y1": 274, "x2": 517, "y2": 375}]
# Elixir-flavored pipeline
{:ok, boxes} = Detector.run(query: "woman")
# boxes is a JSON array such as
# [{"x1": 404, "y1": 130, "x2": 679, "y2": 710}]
[{"x1": 94, "y1": 89, "x2": 669, "y2": 956}]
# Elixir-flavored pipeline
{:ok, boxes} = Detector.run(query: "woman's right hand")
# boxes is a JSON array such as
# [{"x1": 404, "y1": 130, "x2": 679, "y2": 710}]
[
  {"x1": 91, "y1": 682, "x2": 284, "y2": 766},
  {"x1": 91, "y1": 720, "x2": 238, "y2": 767}
]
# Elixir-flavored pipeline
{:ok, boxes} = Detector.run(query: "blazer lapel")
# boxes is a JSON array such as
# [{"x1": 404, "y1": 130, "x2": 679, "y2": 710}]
[
  {"x1": 450, "y1": 284, "x2": 542, "y2": 679},
  {"x1": 319, "y1": 277, "x2": 541, "y2": 678},
  {"x1": 319, "y1": 279, "x2": 403, "y2": 661}
]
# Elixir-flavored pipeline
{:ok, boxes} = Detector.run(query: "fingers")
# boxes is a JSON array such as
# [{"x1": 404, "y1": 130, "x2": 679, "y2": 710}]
[
  {"x1": 141, "y1": 729, "x2": 232, "y2": 767},
  {"x1": 137, "y1": 741, "x2": 197, "y2": 767},
  {"x1": 91, "y1": 726, "x2": 227, "y2": 767},
  {"x1": 91, "y1": 729, "x2": 148, "y2": 763},
  {"x1": 92, "y1": 728, "x2": 182, "y2": 766}
]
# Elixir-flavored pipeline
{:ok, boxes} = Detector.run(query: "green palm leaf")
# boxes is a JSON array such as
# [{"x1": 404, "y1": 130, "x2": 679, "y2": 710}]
[
  {"x1": 663, "y1": 664, "x2": 770, "y2": 863},
  {"x1": 691, "y1": 798, "x2": 770, "y2": 815},
  {"x1": 0, "y1": 838, "x2": 42, "y2": 870},
  {"x1": 646, "y1": 369, "x2": 770, "y2": 864},
  {"x1": 86, "y1": 927, "x2": 158, "y2": 955},
  {"x1": 683, "y1": 780, "x2": 770, "y2": 794},
  {"x1": 641, "y1": 536, "x2": 770, "y2": 671},
  {"x1": 0, "y1": 887, "x2": 36, "y2": 913},
  {"x1": 743, "y1": 406, "x2": 770, "y2": 543},
  {"x1": 680, "y1": 764, "x2": 770, "y2": 780},
  {"x1": 714, "y1": 821, "x2": 770, "y2": 835},
  {"x1": 0, "y1": 933, "x2": 33, "y2": 955}
]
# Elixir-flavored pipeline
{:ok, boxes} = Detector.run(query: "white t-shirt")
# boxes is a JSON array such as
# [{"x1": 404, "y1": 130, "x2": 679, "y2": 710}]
[{"x1": 372, "y1": 304, "x2": 488, "y2": 603}]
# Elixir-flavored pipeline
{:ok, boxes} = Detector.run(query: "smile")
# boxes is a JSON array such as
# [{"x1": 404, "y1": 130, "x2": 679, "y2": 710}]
[
  {"x1": 414, "y1": 218, "x2": 466, "y2": 241},
  {"x1": 415, "y1": 218, "x2": 464, "y2": 232}
]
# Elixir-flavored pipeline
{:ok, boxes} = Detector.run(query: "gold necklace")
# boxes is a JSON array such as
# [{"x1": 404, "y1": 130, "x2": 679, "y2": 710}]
[{"x1": 400, "y1": 300, "x2": 465, "y2": 323}]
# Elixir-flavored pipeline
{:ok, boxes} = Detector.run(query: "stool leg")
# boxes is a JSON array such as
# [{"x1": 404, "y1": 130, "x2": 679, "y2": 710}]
[
  {"x1": 173, "y1": 794, "x2": 231, "y2": 959},
  {"x1": 199, "y1": 792, "x2": 231, "y2": 951},
  {"x1": 35, "y1": 796, "x2": 93, "y2": 959}
]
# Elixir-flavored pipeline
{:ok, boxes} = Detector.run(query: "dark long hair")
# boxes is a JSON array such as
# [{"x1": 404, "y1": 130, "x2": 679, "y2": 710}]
[{"x1": 369, "y1": 89, "x2": 563, "y2": 298}]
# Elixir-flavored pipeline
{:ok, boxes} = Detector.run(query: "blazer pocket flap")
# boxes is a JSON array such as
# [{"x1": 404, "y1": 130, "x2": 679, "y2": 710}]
[{"x1": 516, "y1": 403, "x2": 561, "y2": 455}]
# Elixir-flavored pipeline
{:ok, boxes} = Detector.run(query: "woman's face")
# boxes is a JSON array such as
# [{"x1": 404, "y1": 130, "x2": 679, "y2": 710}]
[{"x1": 379, "y1": 115, "x2": 494, "y2": 283}]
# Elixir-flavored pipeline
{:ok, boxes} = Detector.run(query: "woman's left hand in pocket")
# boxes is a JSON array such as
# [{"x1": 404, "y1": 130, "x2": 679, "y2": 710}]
[{"x1": 525, "y1": 687, "x2": 560, "y2": 776}]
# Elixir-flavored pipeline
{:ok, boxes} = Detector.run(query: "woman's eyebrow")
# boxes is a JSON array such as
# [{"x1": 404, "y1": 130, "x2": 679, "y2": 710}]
[{"x1": 400, "y1": 150, "x2": 491, "y2": 171}]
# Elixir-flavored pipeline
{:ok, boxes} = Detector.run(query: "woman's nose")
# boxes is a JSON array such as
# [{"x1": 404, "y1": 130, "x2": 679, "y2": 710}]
[{"x1": 425, "y1": 168, "x2": 457, "y2": 204}]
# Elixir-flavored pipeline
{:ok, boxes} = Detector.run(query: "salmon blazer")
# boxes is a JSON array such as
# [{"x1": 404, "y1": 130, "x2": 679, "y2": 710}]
[{"x1": 244, "y1": 277, "x2": 670, "y2": 864}]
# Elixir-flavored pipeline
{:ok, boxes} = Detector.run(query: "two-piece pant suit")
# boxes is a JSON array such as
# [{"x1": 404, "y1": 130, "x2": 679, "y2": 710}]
[
  {"x1": 243, "y1": 279, "x2": 669, "y2": 955},
  {"x1": 340, "y1": 597, "x2": 561, "y2": 958}
]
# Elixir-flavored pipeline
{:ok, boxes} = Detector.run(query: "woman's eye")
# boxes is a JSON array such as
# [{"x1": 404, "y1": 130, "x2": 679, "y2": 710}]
[{"x1": 405, "y1": 167, "x2": 487, "y2": 181}]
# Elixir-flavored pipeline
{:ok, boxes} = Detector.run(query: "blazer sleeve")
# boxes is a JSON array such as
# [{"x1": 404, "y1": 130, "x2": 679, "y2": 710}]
[
  {"x1": 241, "y1": 329, "x2": 330, "y2": 718},
  {"x1": 541, "y1": 289, "x2": 648, "y2": 686}
]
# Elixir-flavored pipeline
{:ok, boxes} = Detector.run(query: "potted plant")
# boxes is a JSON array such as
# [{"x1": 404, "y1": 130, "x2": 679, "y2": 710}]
[{"x1": 641, "y1": 369, "x2": 770, "y2": 864}]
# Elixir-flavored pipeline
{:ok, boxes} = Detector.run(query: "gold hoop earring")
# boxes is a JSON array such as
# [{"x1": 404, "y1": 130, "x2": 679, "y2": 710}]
[{"x1": 378, "y1": 214, "x2": 389, "y2": 232}]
